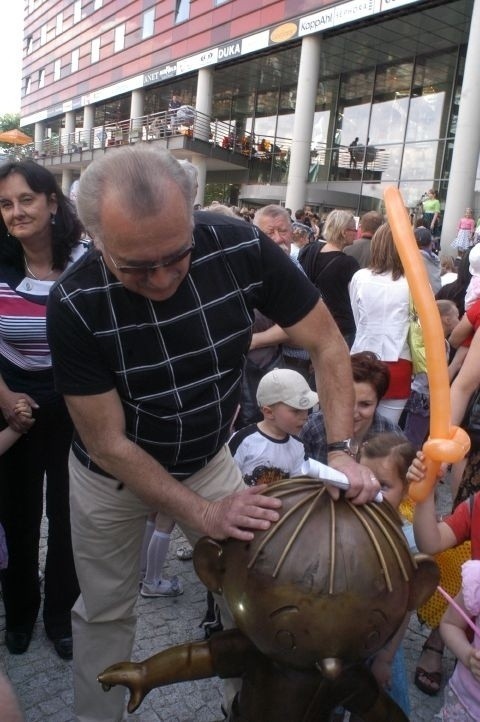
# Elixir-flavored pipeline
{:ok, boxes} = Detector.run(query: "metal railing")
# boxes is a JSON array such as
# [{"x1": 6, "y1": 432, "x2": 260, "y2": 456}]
[
  {"x1": 8, "y1": 109, "x2": 256, "y2": 160},
  {"x1": 2, "y1": 110, "x2": 391, "y2": 187}
]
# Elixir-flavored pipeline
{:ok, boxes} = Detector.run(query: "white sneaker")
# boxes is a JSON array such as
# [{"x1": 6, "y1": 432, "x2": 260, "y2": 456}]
[
  {"x1": 140, "y1": 576, "x2": 183, "y2": 598},
  {"x1": 176, "y1": 545, "x2": 193, "y2": 561}
]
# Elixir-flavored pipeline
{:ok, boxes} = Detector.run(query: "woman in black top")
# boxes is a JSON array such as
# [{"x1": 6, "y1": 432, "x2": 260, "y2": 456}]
[{"x1": 300, "y1": 209, "x2": 359, "y2": 347}]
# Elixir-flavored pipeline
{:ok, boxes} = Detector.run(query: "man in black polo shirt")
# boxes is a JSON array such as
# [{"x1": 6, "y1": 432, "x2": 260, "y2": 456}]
[{"x1": 47, "y1": 145, "x2": 379, "y2": 722}]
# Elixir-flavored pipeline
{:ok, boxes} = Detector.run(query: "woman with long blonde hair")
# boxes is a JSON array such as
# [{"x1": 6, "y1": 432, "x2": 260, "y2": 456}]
[{"x1": 349, "y1": 222, "x2": 411, "y2": 423}]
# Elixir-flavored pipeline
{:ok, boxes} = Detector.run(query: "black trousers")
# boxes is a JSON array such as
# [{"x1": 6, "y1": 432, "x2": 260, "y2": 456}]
[{"x1": 0, "y1": 397, "x2": 79, "y2": 639}]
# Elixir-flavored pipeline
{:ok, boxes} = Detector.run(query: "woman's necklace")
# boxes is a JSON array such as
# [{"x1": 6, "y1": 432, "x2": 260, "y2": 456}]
[{"x1": 24, "y1": 254, "x2": 55, "y2": 281}]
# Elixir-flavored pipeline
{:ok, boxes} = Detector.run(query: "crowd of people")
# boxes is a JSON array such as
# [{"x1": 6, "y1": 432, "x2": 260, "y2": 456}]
[{"x1": 0, "y1": 145, "x2": 479, "y2": 721}]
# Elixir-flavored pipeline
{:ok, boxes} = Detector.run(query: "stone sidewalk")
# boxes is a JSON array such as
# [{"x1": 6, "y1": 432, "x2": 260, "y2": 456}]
[{"x1": 1, "y1": 490, "x2": 455, "y2": 722}]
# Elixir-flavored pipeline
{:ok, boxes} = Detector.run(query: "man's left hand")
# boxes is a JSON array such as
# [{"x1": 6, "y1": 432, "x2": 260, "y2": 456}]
[{"x1": 327, "y1": 452, "x2": 380, "y2": 504}]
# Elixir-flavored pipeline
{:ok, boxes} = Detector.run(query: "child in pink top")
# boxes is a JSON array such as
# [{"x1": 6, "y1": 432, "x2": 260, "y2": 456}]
[
  {"x1": 452, "y1": 208, "x2": 476, "y2": 253},
  {"x1": 439, "y1": 560, "x2": 480, "y2": 721}
]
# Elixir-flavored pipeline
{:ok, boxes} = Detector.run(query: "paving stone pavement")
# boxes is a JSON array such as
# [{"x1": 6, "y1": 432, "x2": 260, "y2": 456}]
[{"x1": 1, "y1": 482, "x2": 456, "y2": 721}]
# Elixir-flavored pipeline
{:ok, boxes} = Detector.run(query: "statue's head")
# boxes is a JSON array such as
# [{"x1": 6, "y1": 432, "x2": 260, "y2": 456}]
[{"x1": 194, "y1": 479, "x2": 438, "y2": 676}]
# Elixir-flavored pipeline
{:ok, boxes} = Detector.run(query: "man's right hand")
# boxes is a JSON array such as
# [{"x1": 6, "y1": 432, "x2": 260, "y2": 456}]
[{"x1": 202, "y1": 485, "x2": 282, "y2": 541}]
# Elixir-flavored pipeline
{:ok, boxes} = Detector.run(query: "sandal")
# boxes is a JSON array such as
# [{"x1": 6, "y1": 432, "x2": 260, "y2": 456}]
[{"x1": 414, "y1": 642, "x2": 443, "y2": 696}]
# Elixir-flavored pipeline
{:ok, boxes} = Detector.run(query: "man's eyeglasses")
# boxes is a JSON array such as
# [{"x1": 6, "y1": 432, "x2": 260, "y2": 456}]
[{"x1": 107, "y1": 240, "x2": 195, "y2": 275}]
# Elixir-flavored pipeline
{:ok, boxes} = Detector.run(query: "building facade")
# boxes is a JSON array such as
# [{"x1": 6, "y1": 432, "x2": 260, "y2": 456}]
[{"x1": 20, "y1": 0, "x2": 480, "y2": 246}]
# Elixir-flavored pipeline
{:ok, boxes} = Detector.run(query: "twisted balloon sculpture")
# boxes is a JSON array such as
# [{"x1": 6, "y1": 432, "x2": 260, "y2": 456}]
[{"x1": 384, "y1": 187, "x2": 470, "y2": 502}]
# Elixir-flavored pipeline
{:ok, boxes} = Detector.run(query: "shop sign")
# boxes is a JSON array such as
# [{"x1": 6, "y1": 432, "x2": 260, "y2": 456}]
[
  {"x1": 143, "y1": 64, "x2": 177, "y2": 85},
  {"x1": 217, "y1": 42, "x2": 242, "y2": 61}
]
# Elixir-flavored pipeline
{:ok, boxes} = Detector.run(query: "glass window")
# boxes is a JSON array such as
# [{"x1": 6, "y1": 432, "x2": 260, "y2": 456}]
[
  {"x1": 142, "y1": 8, "x2": 155, "y2": 39},
  {"x1": 312, "y1": 110, "x2": 331, "y2": 149},
  {"x1": 175, "y1": 0, "x2": 190, "y2": 23},
  {"x1": 407, "y1": 52, "x2": 456, "y2": 142},
  {"x1": 25, "y1": 76, "x2": 32, "y2": 95},
  {"x1": 73, "y1": 1, "x2": 82, "y2": 23},
  {"x1": 369, "y1": 62, "x2": 413, "y2": 145},
  {"x1": 310, "y1": 77, "x2": 336, "y2": 174},
  {"x1": 91, "y1": 37, "x2": 100, "y2": 63},
  {"x1": 56, "y1": 13, "x2": 63, "y2": 35},
  {"x1": 94, "y1": 0, "x2": 103, "y2": 8},
  {"x1": 114, "y1": 24, "x2": 125, "y2": 52},
  {"x1": 338, "y1": 104, "x2": 370, "y2": 148},
  {"x1": 401, "y1": 141, "x2": 439, "y2": 182},
  {"x1": 38, "y1": 68, "x2": 45, "y2": 88},
  {"x1": 372, "y1": 144, "x2": 403, "y2": 183},
  {"x1": 93, "y1": 95, "x2": 131, "y2": 127},
  {"x1": 370, "y1": 96, "x2": 410, "y2": 145},
  {"x1": 374, "y1": 62, "x2": 412, "y2": 99},
  {"x1": 71, "y1": 48, "x2": 79, "y2": 73},
  {"x1": 253, "y1": 115, "x2": 277, "y2": 142},
  {"x1": 276, "y1": 113, "x2": 295, "y2": 144},
  {"x1": 54, "y1": 59, "x2": 61, "y2": 81},
  {"x1": 406, "y1": 94, "x2": 444, "y2": 142},
  {"x1": 142, "y1": 7, "x2": 155, "y2": 40},
  {"x1": 335, "y1": 68, "x2": 375, "y2": 148},
  {"x1": 26, "y1": 36, "x2": 33, "y2": 54},
  {"x1": 215, "y1": 0, "x2": 229, "y2": 4},
  {"x1": 40, "y1": 24, "x2": 47, "y2": 45}
]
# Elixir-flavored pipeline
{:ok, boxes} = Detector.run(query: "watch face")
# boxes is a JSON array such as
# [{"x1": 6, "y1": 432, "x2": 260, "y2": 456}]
[{"x1": 348, "y1": 439, "x2": 359, "y2": 457}]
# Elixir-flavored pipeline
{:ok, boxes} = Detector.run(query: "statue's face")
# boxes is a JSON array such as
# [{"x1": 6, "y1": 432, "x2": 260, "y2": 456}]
[
  {"x1": 195, "y1": 480, "x2": 439, "y2": 674},
  {"x1": 218, "y1": 535, "x2": 409, "y2": 670}
]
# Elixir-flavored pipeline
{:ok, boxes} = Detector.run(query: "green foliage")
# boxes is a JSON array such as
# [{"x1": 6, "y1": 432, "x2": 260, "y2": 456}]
[
  {"x1": 0, "y1": 114, "x2": 34, "y2": 158},
  {"x1": 0, "y1": 113, "x2": 20, "y2": 134},
  {"x1": 204, "y1": 182, "x2": 240, "y2": 206}
]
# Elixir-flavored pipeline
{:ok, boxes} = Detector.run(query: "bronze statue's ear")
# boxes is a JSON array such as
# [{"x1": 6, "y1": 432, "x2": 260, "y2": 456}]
[
  {"x1": 407, "y1": 554, "x2": 440, "y2": 610},
  {"x1": 193, "y1": 537, "x2": 226, "y2": 594}
]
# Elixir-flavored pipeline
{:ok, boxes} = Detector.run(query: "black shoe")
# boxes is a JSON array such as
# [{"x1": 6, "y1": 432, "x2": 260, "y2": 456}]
[
  {"x1": 5, "y1": 630, "x2": 31, "y2": 654},
  {"x1": 52, "y1": 636, "x2": 73, "y2": 660}
]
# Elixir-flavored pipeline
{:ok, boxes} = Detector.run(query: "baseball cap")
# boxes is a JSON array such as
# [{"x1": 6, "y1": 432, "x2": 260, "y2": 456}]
[
  {"x1": 469, "y1": 244, "x2": 480, "y2": 276},
  {"x1": 292, "y1": 221, "x2": 310, "y2": 234},
  {"x1": 256, "y1": 368, "x2": 318, "y2": 409},
  {"x1": 292, "y1": 221, "x2": 315, "y2": 242}
]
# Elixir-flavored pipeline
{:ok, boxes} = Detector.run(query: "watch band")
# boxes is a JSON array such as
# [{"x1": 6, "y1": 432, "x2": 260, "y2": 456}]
[{"x1": 326, "y1": 439, "x2": 357, "y2": 457}]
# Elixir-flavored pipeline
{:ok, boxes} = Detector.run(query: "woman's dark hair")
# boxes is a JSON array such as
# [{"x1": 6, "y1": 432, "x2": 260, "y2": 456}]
[
  {"x1": 435, "y1": 247, "x2": 471, "y2": 316},
  {"x1": 351, "y1": 351, "x2": 390, "y2": 402},
  {"x1": 0, "y1": 160, "x2": 84, "y2": 273},
  {"x1": 360, "y1": 432, "x2": 416, "y2": 491}
]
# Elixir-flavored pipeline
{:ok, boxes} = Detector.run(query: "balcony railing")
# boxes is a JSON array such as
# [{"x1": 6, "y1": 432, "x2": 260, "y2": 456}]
[
  {"x1": 7, "y1": 108, "x2": 256, "y2": 161},
  {"x1": 2, "y1": 109, "x2": 391, "y2": 189}
]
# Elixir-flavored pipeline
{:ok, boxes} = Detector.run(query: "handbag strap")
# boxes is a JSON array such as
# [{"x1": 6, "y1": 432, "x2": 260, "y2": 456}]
[
  {"x1": 409, "y1": 293, "x2": 418, "y2": 322},
  {"x1": 310, "y1": 251, "x2": 342, "y2": 288}
]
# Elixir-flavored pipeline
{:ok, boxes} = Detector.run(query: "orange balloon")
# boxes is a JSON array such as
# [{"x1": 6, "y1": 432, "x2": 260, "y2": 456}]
[{"x1": 384, "y1": 187, "x2": 470, "y2": 502}]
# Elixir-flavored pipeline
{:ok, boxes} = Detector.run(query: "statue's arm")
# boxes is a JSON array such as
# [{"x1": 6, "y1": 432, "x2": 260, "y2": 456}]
[{"x1": 97, "y1": 629, "x2": 252, "y2": 713}]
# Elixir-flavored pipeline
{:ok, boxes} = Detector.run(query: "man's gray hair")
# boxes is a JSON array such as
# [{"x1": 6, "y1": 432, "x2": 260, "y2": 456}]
[
  {"x1": 76, "y1": 144, "x2": 197, "y2": 240},
  {"x1": 253, "y1": 204, "x2": 291, "y2": 227}
]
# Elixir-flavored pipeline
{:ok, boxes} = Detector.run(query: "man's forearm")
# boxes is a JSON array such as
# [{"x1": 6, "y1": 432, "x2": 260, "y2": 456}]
[
  {"x1": 81, "y1": 433, "x2": 210, "y2": 535},
  {"x1": 311, "y1": 337, "x2": 354, "y2": 443}
]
